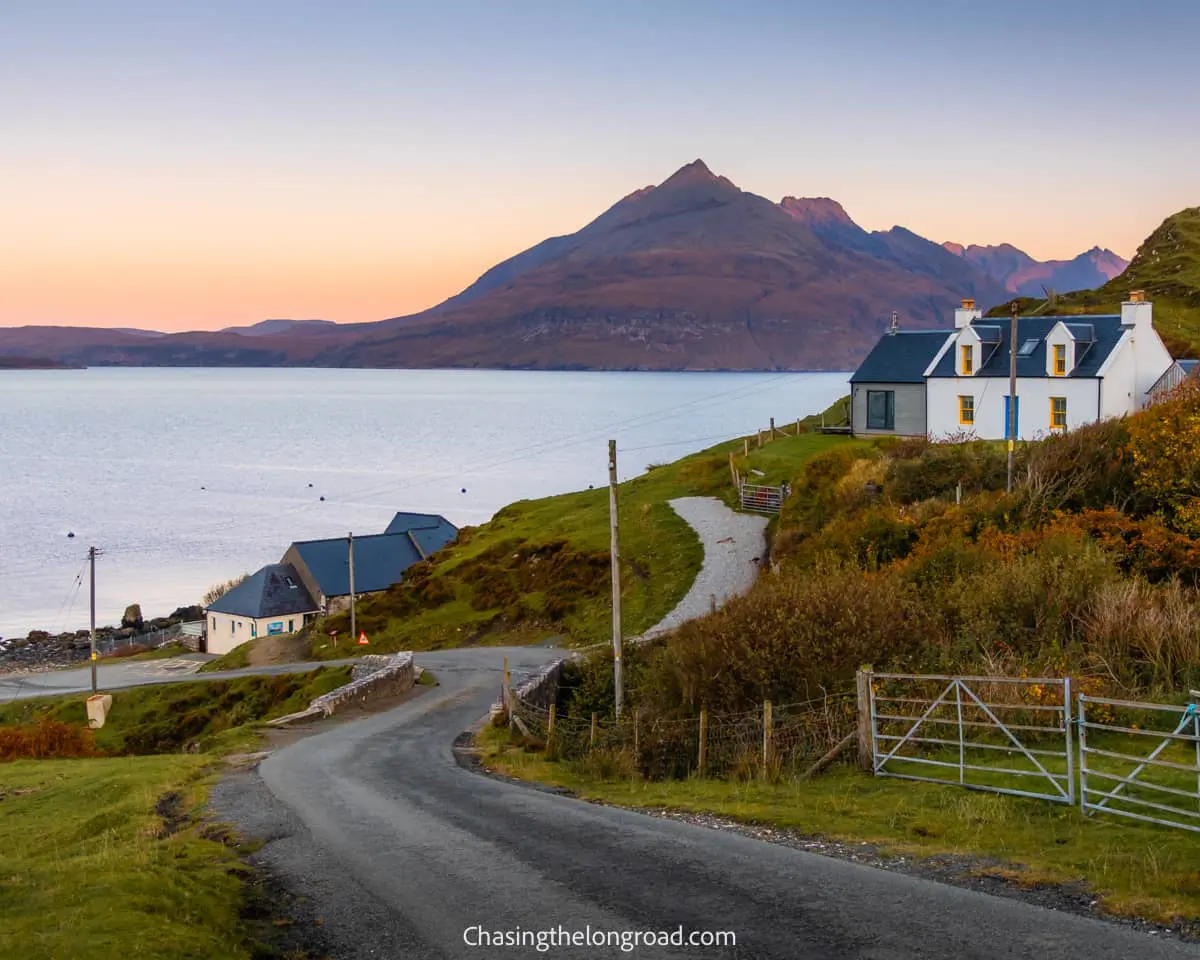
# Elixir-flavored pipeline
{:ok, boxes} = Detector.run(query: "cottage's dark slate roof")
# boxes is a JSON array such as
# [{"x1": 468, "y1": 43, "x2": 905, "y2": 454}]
[
  {"x1": 928, "y1": 316, "x2": 1125, "y2": 379},
  {"x1": 206, "y1": 564, "x2": 317, "y2": 618},
  {"x1": 850, "y1": 330, "x2": 954, "y2": 384},
  {"x1": 384, "y1": 511, "x2": 457, "y2": 557},
  {"x1": 288, "y1": 533, "x2": 423, "y2": 598}
]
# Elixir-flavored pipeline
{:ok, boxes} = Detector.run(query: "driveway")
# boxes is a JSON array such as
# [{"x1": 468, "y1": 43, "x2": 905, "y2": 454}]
[{"x1": 211, "y1": 646, "x2": 1200, "y2": 960}]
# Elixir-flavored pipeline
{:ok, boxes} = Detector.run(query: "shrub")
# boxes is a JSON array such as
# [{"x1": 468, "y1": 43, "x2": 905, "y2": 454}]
[{"x1": 0, "y1": 719, "x2": 98, "y2": 761}]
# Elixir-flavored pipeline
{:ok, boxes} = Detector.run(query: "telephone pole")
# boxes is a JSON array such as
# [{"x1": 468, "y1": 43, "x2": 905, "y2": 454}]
[
  {"x1": 1007, "y1": 302, "x2": 1019, "y2": 493},
  {"x1": 608, "y1": 440, "x2": 623, "y2": 720},
  {"x1": 347, "y1": 532, "x2": 357, "y2": 642},
  {"x1": 88, "y1": 546, "x2": 98, "y2": 695}
]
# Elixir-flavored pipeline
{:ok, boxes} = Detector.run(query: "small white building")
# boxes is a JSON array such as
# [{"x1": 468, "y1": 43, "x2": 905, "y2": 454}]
[
  {"x1": 204, "y1": 563, "x2": 319, "y2": 656},
  {"x1": 922, "y1": 292, "x2": 1173, "y2": 440}
]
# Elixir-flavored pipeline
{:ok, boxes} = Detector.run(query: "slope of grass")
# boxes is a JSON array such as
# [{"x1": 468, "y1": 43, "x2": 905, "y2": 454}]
[
  {"x1": 0, "y1": 756, "x2": 252, "y2": 960},
  {"x1": 987, "y1": 206, "x2": 1200, "y2": 358},
  {"x1": 479, "y1": 728, "x2": 1200, "y2": 925},
  {"x1": 306, "y1": 429, "x2": 856, "y2": 658},
  {"x1": 0, "y1": 666, "x2": 351, "y2": 755}
]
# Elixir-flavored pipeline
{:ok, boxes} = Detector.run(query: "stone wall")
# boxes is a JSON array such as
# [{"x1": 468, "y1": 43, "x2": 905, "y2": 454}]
[
  {"x1": 491, "y1": 657, "x2": 565, "y2": 720},
  {"x1": 308, "y1": 652, "x2": 416, "y2": 717}
]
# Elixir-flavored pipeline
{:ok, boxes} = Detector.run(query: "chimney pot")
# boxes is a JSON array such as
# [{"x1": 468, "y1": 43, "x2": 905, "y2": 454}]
[
  {"x1": 962, "y1": 298, "x2": 976, "y2": 310},
  {"x1": 1129, "y1": 290, "x2": 1146, "y2": 303}
]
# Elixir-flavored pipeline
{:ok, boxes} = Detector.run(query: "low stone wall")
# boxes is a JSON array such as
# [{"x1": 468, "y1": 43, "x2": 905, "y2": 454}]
[
  {"x1": 491, "y1": 658, "x2": 565, "y2": 720},
  {"x1": 309, "y1": 652, "x2": 416, "y2": 717}
]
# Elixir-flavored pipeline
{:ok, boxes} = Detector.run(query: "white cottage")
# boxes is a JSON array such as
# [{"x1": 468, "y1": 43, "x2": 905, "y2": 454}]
[{"x1": 922, "y1": 292, "x2": 1173, "y2": 440}]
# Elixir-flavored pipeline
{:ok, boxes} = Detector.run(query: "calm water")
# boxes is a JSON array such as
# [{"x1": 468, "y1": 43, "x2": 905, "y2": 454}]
[{"x1": 0, "y1": 368, "x2": 847, "y2": 637}]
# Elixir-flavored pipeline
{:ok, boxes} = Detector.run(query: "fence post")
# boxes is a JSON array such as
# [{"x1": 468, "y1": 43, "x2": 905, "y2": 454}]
[
  {"x1": 743, "y1": 438, "x2": 749, "y2": 457},
  {"x1": 856, "y1": 665, "x2": 874, "y2": 772},
  {"x1": 634, "y1": 708, "x2": 640, "y2": 755},
  {"x1": 770, "y1": 417, "x2": 776, "y2": 439},
  {"x1": 757, "y1": 431, "x2": 763, "y2": 449},
  {"x1": 698, "y1": 706, "x2": 708, "y2": 775},
  {"x1": 590, "y1": 712, "x2": 597, "y2": 748},
  {"x1": 548, "y1": 702, "x2": 556, "y2": 739},
  {"x1": 795, "y1": 417, "x2": 802, "y2": 435},
  {"x1": 729, "y1": 452, "x2": 737, "y2": 487},
  {"x1": 762, "y1": 700, "x2": 773, "y2": 773},
  {"x1": 503, "y1": 655, "x2": 512, "y2": 731}
]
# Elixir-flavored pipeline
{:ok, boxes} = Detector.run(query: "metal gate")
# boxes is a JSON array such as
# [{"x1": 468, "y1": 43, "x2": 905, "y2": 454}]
[
  {"x1": 870, "y1": 673, "x2": 1075, "y2": 804},
  {"x1": 1078, "y1": 694, "x2": 1200, "y2": 833},
  {"x1": 740, "y1": 483, "x2": 785, "y2": 514}
]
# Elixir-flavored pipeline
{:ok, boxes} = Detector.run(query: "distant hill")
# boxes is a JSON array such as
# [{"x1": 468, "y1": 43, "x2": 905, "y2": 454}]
[
  {"x1": 0, "y1": 160, "x2": 1137, "y2": 371},
  {"x1": 0, "y1": 355, "x2": 79, "y2": 369},
  {"x1": 984, "y1": 207, "x2": 1200, "y2": 358},
  {"x1": 220, "y1": 318, "x2": 339, "y2": 337},
  {"x1": 945, "y1": 242, "x2": 1128, "y2": 298}
]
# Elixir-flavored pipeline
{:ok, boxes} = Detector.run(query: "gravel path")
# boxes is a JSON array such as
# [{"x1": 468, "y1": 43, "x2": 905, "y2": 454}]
[{"x1": 640, "y1": 496, "x2": 768, "y2": 639}]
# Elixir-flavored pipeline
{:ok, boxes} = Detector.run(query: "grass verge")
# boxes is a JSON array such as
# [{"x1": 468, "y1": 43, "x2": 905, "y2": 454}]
[
  {"x1": 0, "y1": 666, "x2": 351, "y2": 755},
  {"x1": 478, "y1": 727, "x2": 1200, "y2": 926},
  {"x1": 0, "y1": 756, "x2": 253, "y2": 960}
]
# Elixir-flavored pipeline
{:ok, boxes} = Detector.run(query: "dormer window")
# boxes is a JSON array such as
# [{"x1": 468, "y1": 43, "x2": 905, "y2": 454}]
[
  {"x1": 1053, "y1": 344, "x2": 1067, "y2": 376},
  {"x1": 961, "y1": 345, "x2": 974, "y2": 375}
]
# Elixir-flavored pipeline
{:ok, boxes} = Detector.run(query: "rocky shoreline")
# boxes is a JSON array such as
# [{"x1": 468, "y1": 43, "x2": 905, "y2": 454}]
[{"x1": 0, "y1": 604, "x2": 203, "y2": 675}]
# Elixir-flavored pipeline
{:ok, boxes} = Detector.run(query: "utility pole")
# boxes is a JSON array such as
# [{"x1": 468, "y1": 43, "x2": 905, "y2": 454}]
[
  {"x1": 88, "y1": 546, "x2": 98, "y2": 695},
  {"x1": 1007, "y1": 302, "x2": 1019, "y2": 493},
  {"x1": 347, "y1": 532, "x2": 357, "y2": 643},
  {"x1": 608, "y1": 439, "x2": 623, "y2": 720}
]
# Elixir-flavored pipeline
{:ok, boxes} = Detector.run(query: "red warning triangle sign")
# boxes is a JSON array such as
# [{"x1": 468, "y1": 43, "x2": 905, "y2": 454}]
[{"x1": 357, "y1": 631, "x2": 369, "y2": 646}]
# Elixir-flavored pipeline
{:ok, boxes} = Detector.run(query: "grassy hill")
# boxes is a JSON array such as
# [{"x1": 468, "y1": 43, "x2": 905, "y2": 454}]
[{"x1": 986, "y1": 206, "x2": 1200, "y2": 358}]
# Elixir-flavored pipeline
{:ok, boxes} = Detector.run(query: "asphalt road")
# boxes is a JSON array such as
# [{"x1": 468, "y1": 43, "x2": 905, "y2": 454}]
[
  {"x1": 211, "y1": 646, "x2": 1200, "y2": 960},
  {"x1": 0, "y1": 655, "x2": 361, "y2": 703}
]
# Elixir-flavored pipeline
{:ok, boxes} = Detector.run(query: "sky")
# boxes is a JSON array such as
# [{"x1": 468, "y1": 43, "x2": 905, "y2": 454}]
[{"x1": 2, "y1": 0, "x2": 1198, "y2": 332}]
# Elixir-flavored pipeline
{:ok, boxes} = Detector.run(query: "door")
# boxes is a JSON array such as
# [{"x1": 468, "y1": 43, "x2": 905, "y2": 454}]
[{"x1": 1004, "y1": 395, "x2": 1020, "y2": 439}]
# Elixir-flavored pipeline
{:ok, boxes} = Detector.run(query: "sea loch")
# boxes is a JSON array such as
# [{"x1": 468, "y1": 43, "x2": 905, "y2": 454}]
[{"x1": 0, "y1": 367, "x2": 847, "y2": 637}]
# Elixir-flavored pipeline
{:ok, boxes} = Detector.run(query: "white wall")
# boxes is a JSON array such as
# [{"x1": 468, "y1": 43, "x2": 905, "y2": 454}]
[
  {"x1": 926, "y1": 376, "x2": 1100, "y2": 441},
  {"x1": 205, "y1": 609, "x2": 312, "y2": 656}
]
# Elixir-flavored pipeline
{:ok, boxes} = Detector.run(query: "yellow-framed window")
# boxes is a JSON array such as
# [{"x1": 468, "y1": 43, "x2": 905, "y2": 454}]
[
  {"x1": 1050, "y1": 396, "x2": 1067, "y2": 429},
  {"x1": 958, "y1": 395, "x2": 975, "y2": 425},
  {"x1": 1053, "y1": 343, "x2": 1067, "y2": 376},
  {"x1": 961, "y1": 344, "x2": 974, "y2": 375}
]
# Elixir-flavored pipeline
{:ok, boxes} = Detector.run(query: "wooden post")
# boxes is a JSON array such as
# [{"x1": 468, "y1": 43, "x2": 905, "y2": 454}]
[
  {"x1": 590, "y1": 712, "x2": 598, "y2": 748},
  {"x1": 743, "y1": 438, "x2": 749, "y2": 457},
  {"x1": 770, "y1": 417, "x2": 776, "y2": 440},
  {"x1": 698, "y1": 706, "x2": 708, "y2": 775},
  {"x1": 548, "y1": 702, "x2": 556, "y2": 739},
  {"x1": 634, "y1": 708, "x2": 640, "y2": 755},
  {"x1": 608, "y1": 439, "x2": 623, "y2": 719},
  {"x1": 729, "y1": 452, "x2": 737, "y2": 487},
  {"x1": 762, "y1": 700, "x2": 773, "y2": 773},
  {"x1": 503, "y1": 654, "x2": 512, "y2": 729},
  {"x1": 856, "y1": 665, "x2": 874, "y2": 772},
  {"x1": 795, "y1": 417, "x2": 802, "y2": 435},
  {"x1": 757, "y1": 430, "x2": 763, "y2": 449}
]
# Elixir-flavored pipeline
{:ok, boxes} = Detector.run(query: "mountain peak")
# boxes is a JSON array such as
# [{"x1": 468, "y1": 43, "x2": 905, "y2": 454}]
[
  {"x1": 660, "y1": 159, "x2": 733, "y2": 189},
  {"x1": 780, "y1": 197, "x2": 856, "y2": 227}
]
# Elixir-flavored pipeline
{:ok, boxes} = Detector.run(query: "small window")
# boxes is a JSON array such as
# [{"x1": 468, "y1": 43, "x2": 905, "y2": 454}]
[
  {"x1": 961, "y1": 344, "x2": 974, "y2": 375},
  {"x1": 230, "y1": 620, "x2": 235, "y2": 635},
  {"x1": 1053, "y1": 344, "x2": 1067, "y2": 376},
  {"x1": 251, "y1": 623, "x2": 257, "y2": 639},
  {"x1": 866, "y1": 390, "x2": 895, "y2": 430},
  {"x1": 211, "y1": 616, "x2": 216, "y2": 630},
  {"x1": 958, "y1": 395, "x2": 975, "y2": 425},
  {"x1": 1050, "y1": 396, "x2": 1067, "y2": 429},
  {"x1": 288, "y1": 619, "x2": 294, "y2": 632},
  {"x1": 1018, "y1": 338, "x2": 1039, "y2": 357}
]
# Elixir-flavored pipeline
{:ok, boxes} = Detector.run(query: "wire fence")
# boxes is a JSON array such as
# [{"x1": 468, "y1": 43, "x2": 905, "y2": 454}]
[{"x1": 508, "y1": 690, "x2": 857, "y2": 781}]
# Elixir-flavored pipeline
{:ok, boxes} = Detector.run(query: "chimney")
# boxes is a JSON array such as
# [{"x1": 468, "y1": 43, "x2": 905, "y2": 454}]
[
  {"x1": 1121, "y1": 291, "x2": 1153, "y2": 332},
  {"x1": 955, "y1": 297, "x2": 982, "y2": 329}
]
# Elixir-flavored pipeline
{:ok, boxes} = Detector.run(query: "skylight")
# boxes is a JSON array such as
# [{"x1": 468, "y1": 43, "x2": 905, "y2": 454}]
[{"x1": 1017, "y1": 339, "x2": 1039, "y2": 357}]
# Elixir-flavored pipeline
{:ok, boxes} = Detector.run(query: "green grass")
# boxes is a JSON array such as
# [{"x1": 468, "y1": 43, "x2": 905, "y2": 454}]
[
  {"x1": 479, "y1": 727, "x2": 1200, "y2": 924},
  {"x1": 197, "y1": 639, "x2": 253, "y2": 673},
  {"x1": 0, "y1": 756, "x2": 253, "y2": 960},
  {"x1": 0, "y1": 666, "x2": 351, "y2": 755},
  {"x1": 305, "y1": 428, "x2": 856, "y2": 658}
]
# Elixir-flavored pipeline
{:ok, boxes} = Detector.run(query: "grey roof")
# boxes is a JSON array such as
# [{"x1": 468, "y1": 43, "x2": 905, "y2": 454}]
[
  {"x1": 383, "y1": 511, "x2": 457, "y2": 557},
  {"x1": 928, "y1": 315, "x2": 1125, "y2": 379},
  {"x1": 206, "y1": 563, "x2": 317, "y2": 619},
  {"x1": 288, "y1": 533, "x2": 424, "y2": 598},
  {"x1": 850, "y1": 330, "x2": 953, "y2": 384}
]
